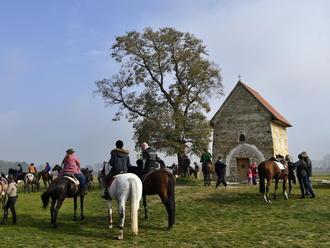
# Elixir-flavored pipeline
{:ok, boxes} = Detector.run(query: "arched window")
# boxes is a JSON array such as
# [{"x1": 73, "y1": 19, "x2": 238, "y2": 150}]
[{"x1": 239, "y1": 134, "x2": 245, "y2": 142}]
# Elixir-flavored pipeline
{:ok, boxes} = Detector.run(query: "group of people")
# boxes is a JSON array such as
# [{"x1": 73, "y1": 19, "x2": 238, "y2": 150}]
[{"x1": 287, "y1": 152, "x2": 315, "y2": 198}]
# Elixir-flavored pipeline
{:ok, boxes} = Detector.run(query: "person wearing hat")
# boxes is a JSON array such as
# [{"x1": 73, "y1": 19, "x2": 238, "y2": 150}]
[
  {"x1": 101, "y1": 140, "x2": 130, "y2": 200},
  {"x1": 61, "y1": 148, "x2": 87, "y2": 195},
  {"x1": 1, "y1": 174, "x2": 17, "y2": 225}
]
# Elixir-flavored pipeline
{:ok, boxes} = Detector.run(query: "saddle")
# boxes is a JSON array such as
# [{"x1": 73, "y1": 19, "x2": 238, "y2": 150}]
[{"x1": 62, "y1": 172, "x2": 80, "y2": 185}]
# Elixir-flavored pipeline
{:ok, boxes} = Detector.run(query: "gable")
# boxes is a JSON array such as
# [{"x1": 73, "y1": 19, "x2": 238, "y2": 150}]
[{"x1": 211, "y1": 81, "x2": 292, "y2": 128}]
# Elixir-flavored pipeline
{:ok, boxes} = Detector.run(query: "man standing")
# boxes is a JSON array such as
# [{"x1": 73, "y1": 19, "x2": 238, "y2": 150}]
[
  {"x1": 301, "y1": 151, "x2": 314, "y2": 196},
  {"x1": 141, "y1": 142, "x2": 159, "y2": 174},
  {"x1": 200, "y1": 147, "x2": 212, "y2": 177},
  {"x1": 102, "y1": 140, "x2": 130, "y2": 200},
  {"x1": 214, "y1": 156, "x2": 227, "y2": 188}
]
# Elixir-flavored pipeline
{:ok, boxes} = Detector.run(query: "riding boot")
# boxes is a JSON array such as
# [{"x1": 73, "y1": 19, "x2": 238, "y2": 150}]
[
  {"x1": 1, "y1": 211, "x2": 8, "y2": 225},
  {"x1": 12, "y1": 210, "x2": 17, "y2": 224},
  {"x1": 101, "y1": 188, "x2": 111, "y2": 200}
]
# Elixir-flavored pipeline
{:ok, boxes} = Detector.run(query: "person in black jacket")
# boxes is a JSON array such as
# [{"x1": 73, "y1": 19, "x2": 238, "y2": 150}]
[
  {"x1": 101, "y1": 140, "x2": 130, "y2": 200},
  {"x1": 301, "y1": 151, "x2": 314, "y2": 196},
  {"x1": 295, "y1": 154, "x2": 315, "y2": 198},
  {"x1": 214, "y1": 156, "x2": 227, "y2": 189}
]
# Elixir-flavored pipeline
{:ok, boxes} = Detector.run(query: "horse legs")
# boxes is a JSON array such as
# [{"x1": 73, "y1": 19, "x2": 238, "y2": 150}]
[
  {"x1": 107, "y1": 200, "x2": 113, "y2": 229},
  {"x1": 288, "y1": 179, "x2": 292, "y2": 195},
  {"x1": 274, "y1": 180, "x2": 278, "y2": 199},
  {"x1": 265, "y1": 179, "x2": 272, "y2": 204},
  {"x1": 160, "y1": 195, "x2": 175, "y2": 230},
  {"x1": 50, "y1": 197, "x2": 56, "y2": 227},
  {"x1": 53, "y1": 197, "x2": 65, "y2": 228},
  {"x1": 73, "y1": 196, "x2": 77, "y2": 221},
  {"x1": 143, "y1": 194, "x2": 149, "y2": 220},
  {"x1": 283, "y1": 176, "x2": 288, "y2": 200},
  {"x1": 80, "y1": 195, "x2": 84, "y2": 220},
  {"x1": 118, "y1": 200, "x2": 126, "y2": 240}
]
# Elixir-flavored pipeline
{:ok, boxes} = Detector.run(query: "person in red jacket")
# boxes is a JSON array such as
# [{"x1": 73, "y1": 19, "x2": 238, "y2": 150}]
[{"x1": 250, "y1": 163, "x2": 258, "y2": 185}]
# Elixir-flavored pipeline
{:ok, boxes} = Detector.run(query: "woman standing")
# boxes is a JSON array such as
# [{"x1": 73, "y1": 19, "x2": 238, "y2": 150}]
[{"x1": 1, "y1": 174, "x2": 17, "y2": 225}]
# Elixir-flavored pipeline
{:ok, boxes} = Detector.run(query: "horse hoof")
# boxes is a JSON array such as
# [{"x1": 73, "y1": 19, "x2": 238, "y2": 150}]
[
  {"x1": 167, "y1": 226, "x2": 173, "y2": 231},
  {"x1": 73, "y1": 218, "x2": 77, "y2": 221},
  {"x1": 132, "y1": 232, "x2": 138, "y2": 236},
  {"x1": 268, "y1": 201, "x2": 272, "y2": 204},
  {"x1": 107, "y1": 224, "x2": 113, "y2": 229},
  {"x1": 118, "y1": 230, "x2": 124, "y2": 240}
]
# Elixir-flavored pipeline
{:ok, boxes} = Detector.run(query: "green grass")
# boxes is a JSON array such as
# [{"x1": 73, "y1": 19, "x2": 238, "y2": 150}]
[{"x1": 0, "y1": 175, "x2": 329, "y2": 248}]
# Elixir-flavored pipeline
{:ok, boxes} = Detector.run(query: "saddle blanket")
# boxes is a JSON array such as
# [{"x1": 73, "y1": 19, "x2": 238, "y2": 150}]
[
  {"x1": 64, "y1": 176, "x2": 80, "y2": 185},
  {"x1": 275, "y1": 161, "x2": 285, "y2": 170},
  {"x1": 107, "y1": 177, "x2": 116, "y2": 187}
]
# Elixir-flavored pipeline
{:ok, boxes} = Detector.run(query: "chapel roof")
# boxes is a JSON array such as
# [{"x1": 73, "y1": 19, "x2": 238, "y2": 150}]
[{"x1": 211, "y1": 81, "x2": 292, "y2": 127}]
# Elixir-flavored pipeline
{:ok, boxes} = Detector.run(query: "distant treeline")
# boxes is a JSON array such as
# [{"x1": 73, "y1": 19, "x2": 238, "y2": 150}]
[
  {"x1": 312, "y1": 154, "x2": 330, "y2": 170},
  {"x1": 0, "y1": 160, "x2": 29, "y2": 174}
]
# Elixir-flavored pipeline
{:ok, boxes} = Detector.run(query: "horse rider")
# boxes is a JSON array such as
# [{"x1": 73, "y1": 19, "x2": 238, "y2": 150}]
[
  {"x1": 214, "y1": 156, "x2": 228, "y2": 188},
  {"x1": 1, "y1": 174, "x2": 17, "y2": 225},
  {"x1": 28, "y1": 163, "x2": 38, "y2": 178},
  {"x1": 101, "y1": 140, "x2": 130, "y2": 200},
  {"x1": 45, "y1": 162, "x2": 52, "y2": 175},
  {"x1": 61, "y1": 148, "x2": 87, "y2": 195},
  {"x1": 295, "y1": 154, "x2": 315, "y2": 198},
  {"x1": 200, "y1": 147, "x2": 212, "y2": 177},
  {"x1": 141, "y1": 142, "x2": 159, "y2": 175}
]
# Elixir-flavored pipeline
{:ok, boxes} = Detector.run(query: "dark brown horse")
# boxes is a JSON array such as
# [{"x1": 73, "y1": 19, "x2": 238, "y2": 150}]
[
  {"x1": 41, "y1": 168, "x2": 92, "y2": 228},
  {"x1": 202, "y1": 162, "x2": 214, "y2": 186},
  {"x1": 130, "y1": 160, "x2": 176, "y2": 230},
  {"x1": 258, "y1": 156, "x2": 289, "y2": 203},
  {"x1": 38, "y1": 170, "x2": 53, "y2": 188},
  {"x1": 142, "y1": 169, "x2": 176, "y2": 230}
]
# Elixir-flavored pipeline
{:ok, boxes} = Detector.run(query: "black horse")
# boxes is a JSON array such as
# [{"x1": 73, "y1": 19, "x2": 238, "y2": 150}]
[{"x1": 41, "y1": 169, "x2": 92, "y2": 228}]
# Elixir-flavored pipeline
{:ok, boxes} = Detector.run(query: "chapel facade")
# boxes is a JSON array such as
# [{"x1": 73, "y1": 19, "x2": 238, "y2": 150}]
[{"x1": 210, "y1": 81, "x2": 292, "y2": 182}]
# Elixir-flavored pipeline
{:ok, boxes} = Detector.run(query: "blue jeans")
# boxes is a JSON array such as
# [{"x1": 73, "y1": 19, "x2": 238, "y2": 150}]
[
  {"x1": 305, "y1": 177, "x2": 313, "y2": 195},
  {"x1": 74, "y1": 174, "x2": 86, "y2": 188}
]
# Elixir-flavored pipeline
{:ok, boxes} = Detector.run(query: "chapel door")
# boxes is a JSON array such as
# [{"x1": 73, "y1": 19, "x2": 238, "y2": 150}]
[{"x1": 236, "y1": 158, "x2": 250, "y2": 182}]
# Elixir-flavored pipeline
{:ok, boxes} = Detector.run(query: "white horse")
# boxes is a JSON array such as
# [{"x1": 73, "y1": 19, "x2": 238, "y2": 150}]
[
  {"x1": 105, "y1": 173, "x2": 142, "y2": 240},
  {"x1": 24, "y1": 173, "x2": 39, "y2": 193}
]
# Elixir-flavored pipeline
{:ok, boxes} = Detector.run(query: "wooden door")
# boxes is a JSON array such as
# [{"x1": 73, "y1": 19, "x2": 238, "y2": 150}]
[{"x1": 236, "y1": 158, "x2": 250, "y2": 182}]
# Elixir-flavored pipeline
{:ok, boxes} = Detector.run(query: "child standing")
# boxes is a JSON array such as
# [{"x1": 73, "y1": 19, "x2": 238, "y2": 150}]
[
  {"x1": 247, "y1": 168, "x2": 253, "y2": 185},
  {"x1": 1, "y1": 174, "x2": 17, "y2": 225}
]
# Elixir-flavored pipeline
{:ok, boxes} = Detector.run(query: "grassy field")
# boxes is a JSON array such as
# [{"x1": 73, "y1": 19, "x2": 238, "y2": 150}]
[{"x1": 0, "y1": 174, "x2": 329, "y2": 248}]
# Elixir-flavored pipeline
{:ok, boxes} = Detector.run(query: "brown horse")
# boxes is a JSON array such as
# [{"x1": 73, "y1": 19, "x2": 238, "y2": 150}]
[
  {"x1": 202, "y1": 162, "x2": 214, "y2": 186},
  {"x1": 258, "y1": 156, "x2": 289, "y2": 203},
  {"x1": 142, "y1": 169, "x2": 176, "y2": 230},
  {"x1": 38, "y1": 170, "x2": 53, "y2": 188},
  {"x1": 131, "y1": 160, "x2": 176, "y2": 230}
]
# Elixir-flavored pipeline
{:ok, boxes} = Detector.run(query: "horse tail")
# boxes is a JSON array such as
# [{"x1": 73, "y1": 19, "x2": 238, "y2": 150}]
[
  {"x1": 167, "y1": 173, "x2": 176, "y2": 228},
  {"x1": 129, "y1": 176, "x2": 142, "y2": 235},
  {"x1": 41, "y1": 182, "x2": 54, "y2": 208},
  {"x1": 258, "y1": 163, "x2": 265, "y2": 193}
]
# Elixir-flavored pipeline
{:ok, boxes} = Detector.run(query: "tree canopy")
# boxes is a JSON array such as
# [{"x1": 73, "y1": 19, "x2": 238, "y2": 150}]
[{"x1": 95, "y1": 27, "x2": 223, "y2": 160}]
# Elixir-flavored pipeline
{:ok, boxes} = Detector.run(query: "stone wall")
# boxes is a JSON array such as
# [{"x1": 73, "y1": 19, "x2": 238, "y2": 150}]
[{"x1": 271, "y1": 122, "x2": 289, "y2": 156}]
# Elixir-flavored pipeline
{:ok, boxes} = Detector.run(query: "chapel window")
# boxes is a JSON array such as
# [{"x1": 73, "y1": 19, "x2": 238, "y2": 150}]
[{"x1": 239, "y1": 134, "x2": 245, "y2": 142}]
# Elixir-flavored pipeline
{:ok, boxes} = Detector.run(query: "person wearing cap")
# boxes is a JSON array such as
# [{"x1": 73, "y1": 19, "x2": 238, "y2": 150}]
[
  {"x1": 61, "y1": 148, "x2": 87, "y2": 195},
  {"x1": 101, "y1": 140, "x2": 130, "y2": 200},
  {"x1": 1, "y1": 174, "x2": 17, "y2": 225}
]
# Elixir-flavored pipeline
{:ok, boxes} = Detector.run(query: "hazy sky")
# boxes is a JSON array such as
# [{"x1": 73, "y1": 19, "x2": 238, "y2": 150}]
[{"x1": 1, "y1": 0, "x2": 329, "y2": 167}]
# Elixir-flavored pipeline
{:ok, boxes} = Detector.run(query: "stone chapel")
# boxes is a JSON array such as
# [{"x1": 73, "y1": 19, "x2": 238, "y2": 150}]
[{"x1": 210, "y1": 81, "x2": 292, "y2": 182}]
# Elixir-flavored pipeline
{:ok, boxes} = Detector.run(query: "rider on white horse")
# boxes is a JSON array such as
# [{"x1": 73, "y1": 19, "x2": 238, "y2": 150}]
[{"x1": 102, "y1": 140, "x2": 130, "y2": 200}]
